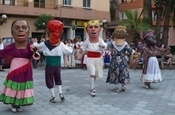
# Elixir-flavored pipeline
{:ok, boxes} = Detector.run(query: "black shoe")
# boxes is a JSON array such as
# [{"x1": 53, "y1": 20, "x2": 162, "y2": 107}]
[
  {"x1": 113, "y1": 87, "x2": 120, "y2": 92},
  {"x1": 144, "y1": 82, "x2": 149, "y2": 89},
  {"x1": 121, "y1": 85, "x2": 126, "y2": 91},
  {"x1": 16, "y1": 106, "x2": 23, "y2": 112},
  {"x1": 148, "y1": 83, "x2": 151, "y2": 88},
  {"x1": 50, "y1": 96, "x2": 56, "y2": 103},
  {"x1": 90, "y1": 89, "x2": 96, "y2": 97},
  {"x1": 59, "y1": 93, "x2": 65, "y2": 101},
  {"x1": 11, "y1": 105, "x2": 17, "y2": 112}
]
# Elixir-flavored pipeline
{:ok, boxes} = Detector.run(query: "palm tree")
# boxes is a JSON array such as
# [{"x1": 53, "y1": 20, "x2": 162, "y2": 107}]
[
  {"x1": 143, "y1": 0, "x2": 152, "y2": 25},
  {"x1": 110, "y1": 0, "x2": 119, "y2": 21},
  {"x1": 118, "y1": 9, "x2": 151, "y2": 46},
  {"x1": 34, "y1": 14, "x2": 54, "y2": 38},
  {"x1": 161, "y1": 0, "x2": 175, "y2": 47},
  {"x1": 153, "y1": 0, "x2": 165, "y2": 46}
]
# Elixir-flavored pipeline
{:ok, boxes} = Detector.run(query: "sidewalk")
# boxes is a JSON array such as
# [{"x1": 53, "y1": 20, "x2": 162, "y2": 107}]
[{"x1": 0, "y1": 68, "x2": 175, "y2": 115}]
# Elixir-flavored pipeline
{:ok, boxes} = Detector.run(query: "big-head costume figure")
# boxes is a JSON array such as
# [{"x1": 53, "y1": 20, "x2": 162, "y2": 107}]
[
  {"x1": 106, "y1": 25, "x2": 133, "y2": 92},
  {"x1": 31, "y1": 20, "x2": 73, "y2": 102},
  {"x1": 141, "y1": 30, "x2": 170, "y2": 89},
  {"x1": 81, "y1": 20, "x2": 107, "y2": 97}
]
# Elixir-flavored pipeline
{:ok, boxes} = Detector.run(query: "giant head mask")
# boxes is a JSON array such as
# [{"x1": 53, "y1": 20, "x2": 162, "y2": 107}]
[
  {"x1": 112, "y1": 25, "x2": 128, "y2": 45},
  {"x1": 143, "y1": 30, "x2": 156, "y2": 46},
  {"x1": 47, "y1": 20, "x2": 63, "y2": 45},
  {"x1": 84, "y1": 20, "x2": 101, "y2": 39}
]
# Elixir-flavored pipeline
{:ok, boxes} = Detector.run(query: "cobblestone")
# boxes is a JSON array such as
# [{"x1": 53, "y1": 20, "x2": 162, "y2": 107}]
[{"x1": 0, "y1": 68, "x2": 175, "y2": 115}]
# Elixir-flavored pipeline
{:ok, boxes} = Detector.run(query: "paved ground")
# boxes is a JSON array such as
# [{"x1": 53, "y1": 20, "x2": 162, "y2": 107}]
[{"x1": 0, "y1": 67, "x2": 174, "y2": 115}]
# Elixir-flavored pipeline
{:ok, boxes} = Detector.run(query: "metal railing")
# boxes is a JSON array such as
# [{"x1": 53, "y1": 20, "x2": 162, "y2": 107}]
[{"x1": 0, "y1": 0, "x2": 58, "y2": 9}]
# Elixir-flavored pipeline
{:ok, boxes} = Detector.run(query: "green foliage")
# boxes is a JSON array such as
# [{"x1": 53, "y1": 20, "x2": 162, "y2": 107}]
[
  {"x1": 118, "y1": 9, "x2": 152, "y2": 33},
  {"x1": 34, "y1": 14, "x2": 54, "y2": 31}
]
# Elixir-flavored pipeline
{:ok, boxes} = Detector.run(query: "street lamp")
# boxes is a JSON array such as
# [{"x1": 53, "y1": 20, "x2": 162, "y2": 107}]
[
  {"x1": 0, "y1": 14, "x2": 7, "y2": 25},
  {"x1": 71, "y1": 24, "x2": 77, "y2": 38},
  {"x1": 71, "y1": 24, "x2": 77, "y2": 30}
]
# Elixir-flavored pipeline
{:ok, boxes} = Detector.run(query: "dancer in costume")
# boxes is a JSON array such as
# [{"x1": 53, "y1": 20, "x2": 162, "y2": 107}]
[
  {"x1": 31, "y1": 20, "x2": 73, "y2": 102},
  {"x1": 106, "y1": 25, "x2": 133, "y2": 92},
  {"x1": 0, "y1": 20, "x2": 40, "y2": 112},
  {"x1": 81, "y1": 20, "x2": 107, "y2": 97},
  {"x1": 141, "y1": 30, "x2": 170, "y2": 89}
]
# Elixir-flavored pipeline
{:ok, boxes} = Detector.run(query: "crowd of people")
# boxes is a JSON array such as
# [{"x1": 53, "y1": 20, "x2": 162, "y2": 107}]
[{"x1": 0, "y1": 19, "x2": 174, "y2": 113}]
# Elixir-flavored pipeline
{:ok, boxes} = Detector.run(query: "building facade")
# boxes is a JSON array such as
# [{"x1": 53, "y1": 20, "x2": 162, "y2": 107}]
[
  {"x1": 118, "y1": 0, "x2": 175, "y2": 46},
  {"x1": 0, "y1": 0, "x2": 110, "y2": 41}
]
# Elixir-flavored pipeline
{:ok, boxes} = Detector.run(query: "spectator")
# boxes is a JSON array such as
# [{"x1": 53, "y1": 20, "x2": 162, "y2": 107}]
[
  {"x1": 164, "y1": 52, "x2": 173, "y2": 69},
  {"x1": 157, "y1": 44, "x2": 165, "y2": 70},
  {"x1": 64, "y1": 39, "x2": 75, "y2": 68},
  {"x1": 0, "y1": 37, "x2": 4, "y2": 71},
  {"x1": 38, "y1": 38, "x2": 45, "y2": 67},
  {"x1": 131, "y1": 47, "x2": 141, "y2": 69}
]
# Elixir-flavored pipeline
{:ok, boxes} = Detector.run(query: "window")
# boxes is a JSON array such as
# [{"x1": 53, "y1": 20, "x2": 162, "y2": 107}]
[
  {"x1": 2, "y1": 0, "x2": 15, "y2": 5},
  {"x1": 121, "y1": 0, "x2": 127, "y2": 3},
  {"x1": 83, "y1": 0, "x2": 91, "y2": 8},
  {"x1": 63, "y1": 0, "x2": 72, "y2": 6},
  {"x1": 121, "y1": 13, "x2": 124, "y2": 19},
  {"x1": 34, "y1": 0, "x2": 45, "y2": 8}
]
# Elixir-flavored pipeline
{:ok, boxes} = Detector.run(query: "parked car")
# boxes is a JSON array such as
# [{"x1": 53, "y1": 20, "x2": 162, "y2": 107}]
[{"x1": 2, "y1": 37, "x2": 32, "y2": 68}]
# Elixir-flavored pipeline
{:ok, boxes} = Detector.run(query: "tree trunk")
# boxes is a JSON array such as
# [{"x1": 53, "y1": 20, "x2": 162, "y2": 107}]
[
  {"x1": 154, "y1": 0, "x2": 165, "y2": 47},
  {"x1": 161, "y1": 1, "x2": 171, "y2": 47},
  {"x1": 143, "y1": 0, "x2": 152, "y2": 25},
  {"x1": 154, "y1": 13, "x2": 162, "y2": 47}
]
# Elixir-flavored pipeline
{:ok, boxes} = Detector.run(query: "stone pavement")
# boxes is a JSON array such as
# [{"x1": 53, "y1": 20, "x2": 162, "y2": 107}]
[{"x1": 0, "y1": 67, "x2": 174, "y2": 115}]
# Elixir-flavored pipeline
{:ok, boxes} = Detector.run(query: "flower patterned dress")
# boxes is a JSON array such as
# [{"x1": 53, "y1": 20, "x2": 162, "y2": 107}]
[{"x1": 106, "y1": 41, "x2": 133, "y2": 85}]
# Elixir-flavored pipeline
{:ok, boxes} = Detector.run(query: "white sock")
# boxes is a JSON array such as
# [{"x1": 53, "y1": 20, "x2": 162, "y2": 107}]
[
  {"x1": 56, "y1": 85, "x2": 62, "y2": 94},
  {"x1": 118, "y1": 83, "x2": 121, "y2": 89},
  {"x1": 115, "y1": 83, "x2": 119, "y2": 88},
  {"x1": 90, "y1": 77, "x2": 95, "y2": 90},
  {"x1": 49, "y1": 88, "x2": 55, "y2": 97}
]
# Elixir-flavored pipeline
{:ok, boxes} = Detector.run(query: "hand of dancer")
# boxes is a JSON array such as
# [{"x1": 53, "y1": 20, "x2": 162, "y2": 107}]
[
  {"x1": 99, "y1": 45, "x2": 105, "y2": 49},
  {"x1": 30, "y1": 44, "x2": 37, "y2": 51}
]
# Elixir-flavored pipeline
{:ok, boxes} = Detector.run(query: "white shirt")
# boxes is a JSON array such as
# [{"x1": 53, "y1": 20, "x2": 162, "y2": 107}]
[
  {"x1": 81, "y1": 37, "x2": 107, "y2": 52},
  {"x1": 0, "y1": 42, "x2": 4, "y2": 50},
  {"x1": 35, "y1": 42, "x2": 73, "y2": 56}
]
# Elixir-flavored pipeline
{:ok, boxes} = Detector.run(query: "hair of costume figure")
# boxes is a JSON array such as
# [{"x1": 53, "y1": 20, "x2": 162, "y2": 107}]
[
  {"x1": 47, "y1": 20, "x2": 64, "y2": 45},
  {"x1": 143, "y1": 30, "x2": 154, "y2": 40},
  {"x1": 84, "y1": 20, "x2": 100, "y2": 29},
  {"x1": 112, "y1": 25, "x2": 128, "y2": 39}
]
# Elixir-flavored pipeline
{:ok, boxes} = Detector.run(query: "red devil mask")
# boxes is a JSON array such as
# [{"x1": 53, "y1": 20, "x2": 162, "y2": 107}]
[{"x1": 47, "y1": 20, "x2": 64, "y2": 45}]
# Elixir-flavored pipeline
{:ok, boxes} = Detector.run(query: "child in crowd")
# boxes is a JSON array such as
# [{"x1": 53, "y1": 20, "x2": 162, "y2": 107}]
[
  {"x1": 103, "y1": 48, "x2": 111, "y2": 68},
  {"x1": 131, "y1": 47, "x2": 141, "y2": 69}
]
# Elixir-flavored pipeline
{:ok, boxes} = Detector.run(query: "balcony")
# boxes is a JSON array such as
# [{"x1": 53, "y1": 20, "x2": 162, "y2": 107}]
[
  {"x1": 0, "y1": 0, "x2": 59, "y2": 17},
  {"x1": 119, "y1": 0, "x2": 144, "y2": 12},
  {"x1": 0, "y1": 0, "x2": 110, "y2": 21}
]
